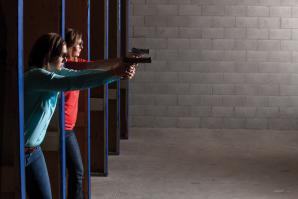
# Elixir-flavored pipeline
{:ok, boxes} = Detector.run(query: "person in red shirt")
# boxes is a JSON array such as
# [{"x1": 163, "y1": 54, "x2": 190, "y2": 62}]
[
  {"x1": 64, "y1": 29, "x2": 87, "y2": 133},
  {"x1": 64, "y1": 28, "x2": 134, "y2": 198},
  {"x1": 64, "y1": 28, "x2": 90, "y2": 199}
]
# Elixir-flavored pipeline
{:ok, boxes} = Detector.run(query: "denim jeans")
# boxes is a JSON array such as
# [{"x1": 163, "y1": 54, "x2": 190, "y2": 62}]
[
  {"x1": 25, "y1": 146, "x2": 52, "y2": 199},
  {"x1": 65, "y1": 130, "x2": 84, "y2": 199}
]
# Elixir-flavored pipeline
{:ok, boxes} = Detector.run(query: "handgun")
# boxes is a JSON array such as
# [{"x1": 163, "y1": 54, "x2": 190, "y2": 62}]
[
  {"x1": 124, "y1": 48, "x2": 151, "y2": 64},
  {"x1": 131, "y1": 48, "x2": 149, "y2": 55}
]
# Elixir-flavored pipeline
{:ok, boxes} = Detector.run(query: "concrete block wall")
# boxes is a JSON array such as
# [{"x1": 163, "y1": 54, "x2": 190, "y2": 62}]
[{"x1": 129, "y1": 0, "x2": 298, "y2": 130}]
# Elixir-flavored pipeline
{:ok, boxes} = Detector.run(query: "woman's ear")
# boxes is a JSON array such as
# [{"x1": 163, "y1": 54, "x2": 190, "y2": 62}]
[
  {"x1": 43, "y1": 56, "x2": 50, "y2": 68},
  {"x1": 67, "y1": 47, "x2": 72, "y2": 55},
  {"x1": 43, "y1": 62, "x2": 50, "y2": 70}
]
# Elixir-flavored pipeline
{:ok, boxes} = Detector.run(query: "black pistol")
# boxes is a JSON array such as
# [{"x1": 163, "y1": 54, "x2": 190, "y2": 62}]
[
  {"x1": 124, "y1": 48, "x2": 151, "y2": 64},
  {"x1": 131, "y1": 48, "x2": 150, "y2": 55}
]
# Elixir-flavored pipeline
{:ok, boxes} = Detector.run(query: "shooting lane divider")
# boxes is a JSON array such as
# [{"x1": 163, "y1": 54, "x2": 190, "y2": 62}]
[
  {"x1": 18, "y1": 0, "x2": 26, "y2": 198},
  {"x1": 126, "y1": 0, "x2": 131, "y2": 139},
  {"x1": 116, "y1": 0, "x2": 122, "y2": 155},
  {"x1": 104, "y1": 0, "x2": 110, "y2": 176},
  {"x1": 87, "y1": 0, "x2": 91, "y2": 197},
  {"x1": 59, "y1": 0, "x2": 66, "y2": 198}
]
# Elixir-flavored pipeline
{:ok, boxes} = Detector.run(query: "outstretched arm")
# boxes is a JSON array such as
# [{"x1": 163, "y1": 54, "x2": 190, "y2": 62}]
[
  {"x1": 25, "y1": 63, "x2": 136, "y2": 92},
  {"x1": 64, "y1": 58, "x2": 123, "y2": 71}
]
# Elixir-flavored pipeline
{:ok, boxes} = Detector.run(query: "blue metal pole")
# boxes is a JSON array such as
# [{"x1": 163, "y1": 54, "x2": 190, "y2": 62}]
[
  {"x1": 117, "y1": 0, "x2": 121, "y2": 149},
  {"x1": 126, "y1": 0, "x2": 130, "y2": 133},
  {"x1": 59, "y1": 73, "x2": 66, "y2": 199},
  {"x1": 117, "y1": 79, "x2": 120, "y2": 148},
  {"x1": 104, "y1": 84, "x2": 109, "y2": 175},
  {"x1": 60, "y1": 0, "x2": 65, "y2": 37},
  {"x1": 87, "y1": 0, "x2": 91, "y2": 197},
  {"x1": 18, "y1": 0, "x2": 25, "y2": 198},
  {"x1": 105, "y1": 0, "x2": 109, "y2": 60},
  {"x1": 117, "y1": 0, "x2": 121, "y2": 57},
  {"x1": 59, "y1": 0, "x2": 66, "y2": 198},
  {"x1": 104, "y1": 0, "x2": 109, "y2": 176}
]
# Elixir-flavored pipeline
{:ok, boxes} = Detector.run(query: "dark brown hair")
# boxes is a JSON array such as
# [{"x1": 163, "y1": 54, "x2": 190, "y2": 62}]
[
  {"x1": 65, "y1": 28, "x2": 82, "y2": 49},
  {"x1": 28, "y1": 33, "x2": 65, "y2": 68}
]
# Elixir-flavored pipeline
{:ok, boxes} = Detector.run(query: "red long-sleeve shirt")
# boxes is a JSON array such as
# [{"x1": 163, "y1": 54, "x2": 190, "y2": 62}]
[{"x1": 64, "y1": 58, "x2": 88, "y2": 130}]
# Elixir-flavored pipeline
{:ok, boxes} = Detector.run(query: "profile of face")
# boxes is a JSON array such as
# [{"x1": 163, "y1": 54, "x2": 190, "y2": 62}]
[
  {"x1": 49, "y1": 44, "x2": 67, "y2": 71},
  {"x1": 72, "y1": 38, "x2": 83, "y2": 58}
]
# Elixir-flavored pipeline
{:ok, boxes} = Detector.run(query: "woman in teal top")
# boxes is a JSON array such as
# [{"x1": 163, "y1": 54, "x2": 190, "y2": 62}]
[{"x1": 24, "y1": 33, "x2": 135, "y2": 199}]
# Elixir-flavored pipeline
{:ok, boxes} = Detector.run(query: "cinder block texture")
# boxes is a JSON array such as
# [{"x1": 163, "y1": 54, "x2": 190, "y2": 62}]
[{"x1": 130, "y1": 0, "x2": 298, "y2": 129}]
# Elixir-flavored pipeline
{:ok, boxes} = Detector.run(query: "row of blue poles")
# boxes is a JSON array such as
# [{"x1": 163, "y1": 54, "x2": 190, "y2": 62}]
[{"x1": 18, "y1": 0, "x2": 122, "y2": 198}]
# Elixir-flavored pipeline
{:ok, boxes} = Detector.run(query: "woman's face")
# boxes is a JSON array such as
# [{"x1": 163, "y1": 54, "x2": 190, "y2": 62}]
[
  {"x1": 49, "y1": 44, "x2": 67, "y2": 71},
  {"x1": 71, "y1": 38, "x2": 83, "y2": 58}
]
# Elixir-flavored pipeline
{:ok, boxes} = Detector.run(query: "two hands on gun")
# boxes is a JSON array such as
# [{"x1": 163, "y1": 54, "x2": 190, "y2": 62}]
[
  {"x1": 65, "y1": 48, "x2": 151, "y2": 79},
  {"x1": 114, "y1": 48, "x2": 152, "y2": 79}
]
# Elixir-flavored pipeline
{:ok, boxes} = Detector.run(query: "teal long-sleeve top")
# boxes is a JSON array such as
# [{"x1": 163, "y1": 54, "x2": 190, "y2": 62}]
[{"x1": 24, "y1": 66, "x2": 118, "y2": 147}]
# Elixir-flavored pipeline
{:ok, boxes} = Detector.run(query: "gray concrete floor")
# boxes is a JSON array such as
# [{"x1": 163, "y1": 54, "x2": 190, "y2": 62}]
[{"x1": 91, "y1": 128, "x2": 298, "y2": 199}]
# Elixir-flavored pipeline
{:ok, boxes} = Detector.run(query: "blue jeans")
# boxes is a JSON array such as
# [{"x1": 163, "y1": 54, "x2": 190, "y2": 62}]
[
  {"x1": 25, "y1": 146, "x2": 52, "y2": 199},
  {"x1": 65, "y1": 130, "x2": 84, "y2": 199}
]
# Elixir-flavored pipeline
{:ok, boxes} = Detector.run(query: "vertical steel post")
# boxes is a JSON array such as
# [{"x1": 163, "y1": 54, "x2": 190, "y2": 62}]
[
  {"x1": 117, "y1": 0, "x2": 121, "y2": 57},
  {"x1": 126, "y1": 0, "x2": 130, "y2": 135},
  {"x1": 59, "y1": 0, "x2": 66, "y2": 198},
  {"x1": 104, "y1": 0, "x2": 110, "y2": 176},
  {"x1": 87, "y1": 0, "x2": 91, "y2": 197},
  {"x1": 18, "y1": 0, "x2": 25, "y2": 198},
  {"x1": 116, "y1": 0, "x2": 121, "y2": 152}
]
